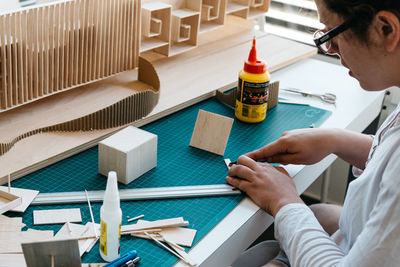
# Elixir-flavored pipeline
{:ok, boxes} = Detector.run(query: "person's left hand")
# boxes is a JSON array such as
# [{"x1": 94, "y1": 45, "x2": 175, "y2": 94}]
[{"x1": 226, "y1": 155, "x2": 304, "y2": 217}]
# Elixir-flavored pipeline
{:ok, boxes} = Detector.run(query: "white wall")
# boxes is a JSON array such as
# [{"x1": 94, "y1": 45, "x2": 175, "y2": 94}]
[
  {"x1": 304, "y1": 158, "x2": 349, "y2": 204},
  {"x1": 0, "y1": 0, "x2": 20, "y2": 13}
]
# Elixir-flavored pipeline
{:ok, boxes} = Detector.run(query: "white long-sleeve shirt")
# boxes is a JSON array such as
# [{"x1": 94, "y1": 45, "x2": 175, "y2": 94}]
[{"x1": 274, "y1": 104, "x2": 400, "y2": 267}]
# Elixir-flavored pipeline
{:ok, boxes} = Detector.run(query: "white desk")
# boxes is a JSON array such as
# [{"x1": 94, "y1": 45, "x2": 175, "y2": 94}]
[{"x1": 175, "y1": 56, "x2": 385, "y2": 267}]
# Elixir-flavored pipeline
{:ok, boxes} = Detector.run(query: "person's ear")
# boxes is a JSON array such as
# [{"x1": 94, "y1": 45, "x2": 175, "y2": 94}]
[{"x1": 374, "y1": 11, "x2": 400, "y2": 52}]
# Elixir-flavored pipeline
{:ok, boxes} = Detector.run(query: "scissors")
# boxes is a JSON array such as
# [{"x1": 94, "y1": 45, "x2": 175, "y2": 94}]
[{"x1": 282, "y1": 88, "x2": 337, "y2": 104}]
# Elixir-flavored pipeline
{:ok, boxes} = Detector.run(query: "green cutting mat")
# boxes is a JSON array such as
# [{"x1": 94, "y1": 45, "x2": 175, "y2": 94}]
[{"x1": 8, "y1": 97, "x2": 331, "y2": 266}]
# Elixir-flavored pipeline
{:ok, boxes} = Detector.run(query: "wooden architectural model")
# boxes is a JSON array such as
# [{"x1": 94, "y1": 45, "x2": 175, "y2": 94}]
[
  {"x1": 0, "y1": 0, "x2": 318, "y2": 184},
  {"x1": 0, "y1": 0, "x2": 270, "y2": 112},
  {"x1": 0, "y1": 0, "x2": 141, "y2": 111}
]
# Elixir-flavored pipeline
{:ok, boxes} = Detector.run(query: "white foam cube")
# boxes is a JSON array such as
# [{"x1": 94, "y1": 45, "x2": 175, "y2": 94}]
[{"x1": 98, "y1": 126, "x2": 157, "y2": 184}]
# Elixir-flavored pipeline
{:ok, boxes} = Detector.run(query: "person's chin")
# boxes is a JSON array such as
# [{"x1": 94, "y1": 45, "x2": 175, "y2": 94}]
[{"x1": 358, "y1": 80, "x2": 386, "y2": 92}]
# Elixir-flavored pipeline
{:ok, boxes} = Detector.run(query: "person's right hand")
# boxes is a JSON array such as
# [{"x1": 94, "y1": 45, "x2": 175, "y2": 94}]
[{"x1": 246, "y1": 128, "x2": 337, "y2": 165}]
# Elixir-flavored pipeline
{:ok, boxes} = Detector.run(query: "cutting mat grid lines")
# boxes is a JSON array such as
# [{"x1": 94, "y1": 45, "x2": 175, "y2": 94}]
[{"x1": 9, "y1": 97, "x2": 331, "y2": 266}]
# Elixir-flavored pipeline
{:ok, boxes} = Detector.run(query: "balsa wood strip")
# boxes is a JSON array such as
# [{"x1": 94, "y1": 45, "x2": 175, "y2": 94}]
[
  {"x1": 18, "y1": 11, "x2": 25, "y2": 103},
  {"x1": 86, "y1": 0, "x2": 93, "y2": 82},
  {"x1": 117, "y1": 0, "x2": 122, "y2": 74},
  {"x1": 33, "y1": 8, "x2": 38, "y2": 98},
  {"x1": 95, "y1": 0, "x2": 102, "y2": 80},
  {"x1": 0, "y1": 16, "x2": 7, "y2": 109},
  {"x1": 14, "y1": 13, "x2": 24, "y2": 105},
  {"x1": 22, "y1": 10, "x2": 28, "y2": 102},
  {"x1": 4, "y1": 15, "x2": 10, "y2": 107},
  {"x1": 49, "y1": 5, "x2": 55, "y2": 94},
  {"x1": 122, "y1": 0, "x2": 128, "y2": 70},
  {"x1": 97, "y1": 0, "x2": 102, "y2": 76},
  {"x1": 128, "y1": 0, "x2": 134, "y2": 69},
  {"x1": 117, "y1": 0, "x2": 121, "y2": 71},
  {"x1": 100, "y1": 0, "x2": 106, "y2": 78},
  {"x1": 54, "y1": 4, "x2": 60, "y2": 92},
  {"x1": 120, "y1": 1, "x2": 126, "y2": 71},
  {"x1": 74, "y1": 0, "x2": 80, "y2": 86},
  {"x1": 6, "y1": 14, "x2": 13, "y2": 107},
  {"x1": 44, "y1": 6, "x2": 50, "y2": 95},
  {"x1": 10, "y1": 13, "x2": 16, "y2": 105},
  {"x1": 135, "y1": 0, "x2": 141, "y2": 68},
  {"x1": 69, "y1": 1, "x2": 75, "y2": 87},
  {"x1": 82, "y1": 0, "x2": 88, "y2": 83},
  {"x1": 91, "y1": 0, "x2": 97, "y2": 80},
  {"x1": 108, "y1": 1, "x2": 114, "y2": 74},
  {"x1": 61, "y1": 2, "x2": 66, "y2": 90},
  {"x1": 38, "y1": 7, "x2": 43, "y2": 97},
  {"x1": 79, "y1": 0, "x2": 85, "y2": 84},
  {"x1": 104, "y1": 0, "x2": 110, "y2": 77},
  {"x1": 66, "y1": 1, "x2": 72, "y2": 87},
  {"x1": 109, "y1": 0, "x2": 114, "y2": 75},
  {"x1": 26, "y1": 9, "x2": 33, "y2": 100},
  {"x1": 112, "y1": 0, "x2": 117, "y2": 75}
]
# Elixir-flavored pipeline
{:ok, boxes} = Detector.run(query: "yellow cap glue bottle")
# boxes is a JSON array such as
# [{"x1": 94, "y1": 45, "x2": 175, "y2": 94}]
[
  {"x1": 99, "y1": 171, "x2": 122, "y2": 262},
  {"x1": 235, "y1": 37, "x2": 270, "y2": 123}
]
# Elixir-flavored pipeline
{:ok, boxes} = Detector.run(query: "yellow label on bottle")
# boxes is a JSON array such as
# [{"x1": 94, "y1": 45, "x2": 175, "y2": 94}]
[
  {"x1": 118, "y1": 222, "x2": 121, "y2": 238},
  {"x1": 235, "y1": 70, "x2": 270, "y2": 123},
  {"x1": 235, "y1": 100, "x2": 267, "y2": 122},
  {"x1": 100, "y1": 219, "x2": 107, "y2": 255}
]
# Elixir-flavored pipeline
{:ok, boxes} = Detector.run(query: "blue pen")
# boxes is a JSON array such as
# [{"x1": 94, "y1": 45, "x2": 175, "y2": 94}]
[{"x1": 104, "y1": 250, "x2": 139, "y2": 267}]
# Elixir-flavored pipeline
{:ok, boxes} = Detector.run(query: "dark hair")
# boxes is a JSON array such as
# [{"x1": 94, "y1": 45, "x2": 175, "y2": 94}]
[{"x1": 322, "y1": 0, "x2": 400, "y2": 42}]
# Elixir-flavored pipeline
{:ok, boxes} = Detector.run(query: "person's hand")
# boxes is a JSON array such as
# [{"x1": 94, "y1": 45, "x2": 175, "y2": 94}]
[
  {"x1": 226, "y1": 155, "x2": 303, "y2": 216},
  {"x1": 246, "y1": 128, "x2": 337, "y2": 165}
]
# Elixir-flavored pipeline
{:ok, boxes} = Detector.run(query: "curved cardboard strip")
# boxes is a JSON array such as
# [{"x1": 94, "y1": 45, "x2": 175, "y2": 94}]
[{"x1": 0, "y1": 57, "x2": 160, "y2": 156}]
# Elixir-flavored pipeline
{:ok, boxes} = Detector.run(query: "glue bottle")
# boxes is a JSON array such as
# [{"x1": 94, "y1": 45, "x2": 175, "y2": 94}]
[
  {"x1": 235, "y1": 37, "x2": 270, "y2": 123},
  {"x1": 100, "y1": 171, "x2": 122, "y2": 262}
]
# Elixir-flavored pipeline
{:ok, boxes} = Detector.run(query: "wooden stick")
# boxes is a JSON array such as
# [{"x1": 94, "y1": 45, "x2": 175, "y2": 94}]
[
  {"x1": 77, "y1": 235, "x2": 96, "y2": 240},
  {"x1": 85, "y1": 189, "x2": 98, "y2": 238},
  {"x1": 121, "y1": 217, "x2": 188, "y2": 232},
  {"x1": 67, "y1": 221, "x2": 72, "y2": 233},
  {"x1": 144, "y1": 232, "x2": 192, "y2": 266},
  {"x1": 159, "y1": 233, "x2": 185, "y2": 251},
  {"x1": 124, "y1": 228, "x2": 162, "y2": 235},
  {"x1": 81, "y1": 223, "x2": 90, "y2": 236},
  {"x1": 127, "y1": 214, "x2": 144, "y2": 223},
  {"x1": 85, "y1": 237, "x2": 99, "y2": 253}
]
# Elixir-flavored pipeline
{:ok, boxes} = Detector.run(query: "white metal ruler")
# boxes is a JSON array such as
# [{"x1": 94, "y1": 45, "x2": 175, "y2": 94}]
[{"x1": 31, "y1": 184, "x2": 242, "y2": 205}]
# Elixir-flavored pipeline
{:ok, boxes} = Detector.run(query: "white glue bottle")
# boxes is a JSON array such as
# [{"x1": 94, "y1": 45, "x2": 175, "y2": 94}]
[{"x1": 99, "y1": 171, "x2": 122, "y2": 262}]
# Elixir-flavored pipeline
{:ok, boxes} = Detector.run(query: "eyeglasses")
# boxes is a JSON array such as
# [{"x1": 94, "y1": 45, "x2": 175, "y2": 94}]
[{"x1": 313, "y1": 20, "x2": 352, "y2": 54}]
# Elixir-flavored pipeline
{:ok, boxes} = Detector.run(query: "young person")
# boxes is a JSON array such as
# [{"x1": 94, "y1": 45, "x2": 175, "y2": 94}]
[{"x1": 228, "y1": 1, "x2": 400, "y2": 266}]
